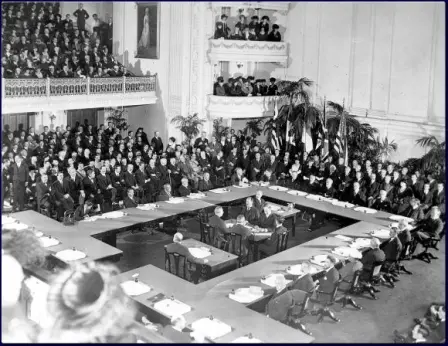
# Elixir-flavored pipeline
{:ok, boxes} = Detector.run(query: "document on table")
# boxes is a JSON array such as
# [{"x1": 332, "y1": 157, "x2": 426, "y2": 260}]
[
  {"x1": 153, "y1": 298, "x2": 192, "y2": 317},
  {"x1": 165, "y1": 198, "x2": 185, "y2": 204},
  {"x1": 120, "y1": 280, "x2": 152, "y2": 296},
  {"x1": 54, "y1": 249, "x2": 86, "y2": 261},
  {"x1": 190, "y1": 317, "x2": 232, "y2": 340}
]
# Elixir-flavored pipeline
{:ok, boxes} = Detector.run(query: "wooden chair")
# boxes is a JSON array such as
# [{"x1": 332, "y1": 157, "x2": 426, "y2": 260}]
[
  {"x1": 201, "y1": 224, "x2": 216, "y2": 246},
  {"x1": 355, "y1": 261, "x2": 387, "y2": 300},
  {"x1": 259, "y1": 229, "x2": 290, "y2": 260},
  {"x1": 62, "y1": 209, "x2": 76, "y2": 225},
  {"x1": 416, "y1": 233, "x2": 444, "y2": 264},
  {"x1": 335, "y1": 261, "x2": 363, "y2": 310},
  {"x1": 311, "y1": 267, "x2": 342, "y2": 323},
  {"x1": 164, "y1": 248, "x2": 194, "y2": 282},
  {"x1": 224, "y1": 232, "x2": 249, "y2": 266},
  {"x1": 197, "y1": 210, "x2": 210, "y2": 243}
]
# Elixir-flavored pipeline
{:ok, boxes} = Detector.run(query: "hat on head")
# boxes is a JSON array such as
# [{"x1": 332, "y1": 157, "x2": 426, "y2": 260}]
[{"x1": 272, "y1": 24, "x2": 279, "y2": 29}]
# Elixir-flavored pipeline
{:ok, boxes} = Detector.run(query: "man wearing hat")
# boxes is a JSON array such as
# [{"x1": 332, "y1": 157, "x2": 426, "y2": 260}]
[
  {"x1": 260, "y1": 15, "x2": 270, "y2": 33},
  {"x1": 249, "y1": 15, "x2": 260, "y2": 35}
]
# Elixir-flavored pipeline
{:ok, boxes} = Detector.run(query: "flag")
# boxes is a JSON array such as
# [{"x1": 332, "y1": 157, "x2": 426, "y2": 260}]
[
  {"x1": 334, "y1": 100, "x2": 348, "y2": 163},
  {"x1": 271, "y1": 130, "x2": 280, "y2": 150},
  {"x1": 273, "y1": 98, "x2": 279, "y2": 120},
  {"x1": 285, "y1": 119, "x2": 291, "y2": 146},
  {"x1": 301, "y1": 126, "x2": 312, "y2": 153}
]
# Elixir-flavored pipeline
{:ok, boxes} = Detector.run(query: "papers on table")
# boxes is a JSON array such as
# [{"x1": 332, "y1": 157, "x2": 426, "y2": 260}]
[
  {"x1": 39, "y1": 236, "x2": 60, "y2": 248},
  {"x1": 332, "y1": 246, "x2": 362, "y2": 259},
  {"x1": 306, "y1": 194, "x2": 321, "y2": 201},
  {"x1": 82, "y1": 215, "x2": 103, "y2": 222},
  {"x1": 191, "y1": 317, "x2": 232, "y2": 340},
  {"x1": 269, "y1": 204, "x2": 282, "y2": 212},
  {"x1": 209, "y1": 188, "x2": 230, "y2": 194},
  {"x1": 353, "y1": 207, "x2": 377, "y2": 214},
  {"x1": 286, "y1": 263, "x2": 319, "y2": 276},
  {"x1": 33, "y1": 230, "x2": 44, "y2": 237},
  {"x1": 3, "y1": 222, "x2": 29, "y2": 231},
  {"x1": 120, "y1": 280, "x2": 152, "y2": 296},
  {"x1": 2, "y1": 215, "x2": 16, "y2": 225},
  {"x1": 165, "y1": 197, "x2": 185, "y2": 204},
  {"x1": 226, "y1": 223, "x2": 235, "y2": 228},
  {"x1": 233, "y1": 183, "x2": 250, "y2": 188},
  {"x1": 260, "y1": 273, "x2": 292, "y2": 288},
  {"x1": 389, "y1": 215, "x2": 414, "y2": 223},
  {"x1": 229, "y1": 287, "x2": 264, "y2": 304},
  {"x1": 332, "y1": 200, "x2": 355, "y2": 208},
  {"x1": 232, "y1": 336, "x2": 262, "y2": 343},
  {"x1": 153, "y1": 298, "x2": 191, "y2": 317},
  {"x1": 349, "y1": 237, "x2": 371, "y2": 249},
  {"x1": 102, "y1": 211, "x2": 125, "y2": 219},
  {"x1": 287, "y1": 190, "x2": 308, "y2": 197},
  {"x1": 335, "y1": 235, "x2": 353, "y2": 242},
  {"x1": 268, "y1": 186, "x2": 289, "y2": 192},
  {"x1": 188, "y1": 247, "x2": 212, "y2": 259},
  {"x1": 320, "y1": 197, "x2": 336, "y2": 203},
  {"x1": 54, "y1": 249, "x2": 86, "y2": 261},
  {"x1": 188, "y1": 193, "x2": 206, "y2": 199},
  {"x1": 137, "y1": 203, "x2": 157, "y2": 210},
  {"x1": 310, "y1": 254, "x2": 338, "y2": 267},
  {"x1": 250, "y1": 181, "x2": 269, "y2": 187},
  {"x1": 370, "y1": 229, "x2": 391, "y2": 239}
]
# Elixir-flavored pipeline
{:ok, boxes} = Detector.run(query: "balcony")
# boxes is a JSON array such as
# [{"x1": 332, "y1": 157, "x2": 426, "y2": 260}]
[
  {"x1": 2, "y1": 75, "x2": 158, "y2": 114},
  {"x1": 208, "y1": 39, "x2": 288, "y2": 64},
  {"x1": 211, "y1": 2, "x2": 290, "y2": 12},
  {"x1": 207, "y1": 95, "x2": 279, "y2": 119}
]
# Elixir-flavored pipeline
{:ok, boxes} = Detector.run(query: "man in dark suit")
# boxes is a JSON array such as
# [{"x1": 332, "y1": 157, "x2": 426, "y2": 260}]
[
  {"x1": 230, "y1": 167, "x2": 249, "y2": 186},
  {"x1": 258, "y1": 216, "x2": 287, "y2": 256},
  {"x1": 321, "y1": 178, "x2": 338, "y2": 199},
  {"x1": 258, "y1": 204, "x2": 277, "y2": 230},
  {"x1": 198, "y1": 172, "x2": 214, "y2": 192},
  {"x1": 178, "y1": 178, "x2": 191, "y2": 197},
  {"x1": 343, "y1": 182, "x2": 366, "y2": 206},
  {"x1": 304, "y1": 174, "x2": 321, "y2": 194},
  {"x1": 253, "y1": 190, "x2": 266, "y2": 212},
  {"x1": 366, "y1": 173, "x2": 381, "y2": 206},
  {"x1": 361, "y1": 237, "x2": 386, "y2": 275},
  {"x1": 338, "y1": 166, "x2": 352, "y2": 194},
  {"x1": 413, "y1": 206, "x2": 444, "y2": 258},
  {"x1": 282, "y1": 170, "x2": 302, "y2": 190},
  {"x1": 36, "y1": 173, "x2": 52, "y2": 211},
  {"x1": 65, "y1": 167, "x2": 86, "y2": 206},
  {"x1": 123, "y1": 163, "x2": 144, "y2": 195},
  {"x1": 83, "y1": 169, "x2": 103, "y2": 206},
  {"x1": 419, "y1": 183, "x2": 434, "y2": 212},
  {"x1": 400, "y1": 197, "x2": 425, "y2": 222},
  {"x1": 242, "y1": 197, "x2": 260, "y2": 225},
  {"x1": 228, "y1": 214, "x2": 252, "y2": 256},
  {"x1": 208, "y1": 206, "x2": 228, "y2": 248},
  {"x1": 123, "y1": 188, "x2": 139, "y2": 208},
  {"x1": 73, "y1": 3, "x2": 89, "y2": 32},
  {"x1": 250, "y1": 152, "x2": 263, "y2": 181},
  {"x1": 12, "y1": 155, "x2": 29, "y2": 211},
  {"x1": 409, "y1": 173, "x2": 424, "y2": 199},
  {"x1": 151, "y1": 131, "x2": 164, "y2": 154},
  {"x1": 371, "y1": 190, "x2": 392, "y2": 212},
  {"x1": 158, "y1": 183, "x2": 173, "y2": 202},
  {"x1": 52, "y1": 172, "x2": 75, "y2": 212},
  {"x1": 194, "y1": 132, "x2": 209, "y2": 151},
  {"x1": 97, "y1": 165, "x2": 117, "y2": 203}
]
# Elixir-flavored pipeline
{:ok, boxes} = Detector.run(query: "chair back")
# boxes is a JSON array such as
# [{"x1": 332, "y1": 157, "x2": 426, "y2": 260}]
[
  {"x1": 39, "y1": 206, "x2": 51, "y2": 218},
  {"x1": 316, "y1": 267, "x2": 341, "y2": 304},
  {"x1": 201, "y1": 224, "x2": 216, "y2": 246},
  {"x1": 164, "y1": 247, "x2": 189, "y2": 280},
  {"x1": 275, "y1": 230, "x2": 289, "y2": 253},
  {"x1": 63, "y1": 210, "x2": 76, "y2": 225},
  {"x1": 197, "y1": 210, "x2": 209, "y2": 243},
  {"x1": 225, "y1": 232, "x2": 245, "y2": 256},
  {"x1": 338, "y1": 261, "x2": 362, "y2": 292},
  {"x1": 371, "y1": 261, "x2": 383, "y2": 279}
]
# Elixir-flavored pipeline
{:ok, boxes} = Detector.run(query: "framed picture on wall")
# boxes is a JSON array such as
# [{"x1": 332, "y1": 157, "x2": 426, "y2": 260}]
[{"x1": 135, "y1": 2, "x2": 160, "y2": 59}]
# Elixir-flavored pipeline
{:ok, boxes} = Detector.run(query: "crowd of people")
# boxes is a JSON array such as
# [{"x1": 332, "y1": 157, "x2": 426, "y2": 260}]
[
  {"x1": 213, "y1": 14, "x2": 282, "y2": 41},
  {"x1": 1, "y1": 2, "x2": 132, "y2": 79},
  {"x1": 213, "y1": 76, "x2": 278, "y2": 96}
]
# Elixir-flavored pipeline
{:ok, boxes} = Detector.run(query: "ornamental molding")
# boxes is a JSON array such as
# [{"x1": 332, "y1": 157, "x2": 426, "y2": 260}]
[
  {"x1": 211, "y1": 2, "x2": 290, "y2": 12},
  {"x1": 207, "y1": 95, "x2": 279, "y2": 119}
]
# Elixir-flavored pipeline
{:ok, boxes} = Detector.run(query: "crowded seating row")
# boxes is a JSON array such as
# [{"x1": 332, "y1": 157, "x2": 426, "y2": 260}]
[{"x1": 213, "y1": 76, "x2": 278, "y2": 96}]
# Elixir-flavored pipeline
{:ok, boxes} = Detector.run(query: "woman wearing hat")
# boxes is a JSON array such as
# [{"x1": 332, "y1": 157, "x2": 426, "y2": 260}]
[
  {"x1": 268, "y1": 24, "x2": 281, "y2": 42},
  {"x1": 38, "y1": 262, "x2": 138, "y2": 343}
]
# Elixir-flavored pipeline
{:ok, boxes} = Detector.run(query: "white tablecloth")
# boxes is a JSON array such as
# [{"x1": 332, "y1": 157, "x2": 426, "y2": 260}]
[
  {"x1": 191, "y1": 318, "x2": 232, "y2": 340},
  {"x1": 153, "y1": 298, "x2": 191, "y2": 317},
  {"x1": 120, "y1": 280, "x2": 152, "y2": 296}
]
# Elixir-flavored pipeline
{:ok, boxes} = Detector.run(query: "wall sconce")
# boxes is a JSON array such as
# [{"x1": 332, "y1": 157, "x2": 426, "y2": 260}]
[{"x1": 236, "y1": 62, "x2": 244, "y2": 69}]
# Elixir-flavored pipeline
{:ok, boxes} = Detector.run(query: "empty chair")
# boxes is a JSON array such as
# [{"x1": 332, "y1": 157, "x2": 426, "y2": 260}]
[
  {"x1": 311, "y1": 267, "x2": 342, "y2": 323},
  {"x1": 336, "y1": 261, "x2": 363, "y2": 310},
  {"x1": 224, "y1": 232, "x2": 249, "y2": 266}
]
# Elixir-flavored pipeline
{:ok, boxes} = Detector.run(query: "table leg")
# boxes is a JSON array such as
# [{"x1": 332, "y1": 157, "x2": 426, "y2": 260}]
[
  {"x1": 253, "y1": 243, "x2": 259, "y2": 262},
  {"x1": 292, "y1": 214, "x2": 296, "y2": 237}
]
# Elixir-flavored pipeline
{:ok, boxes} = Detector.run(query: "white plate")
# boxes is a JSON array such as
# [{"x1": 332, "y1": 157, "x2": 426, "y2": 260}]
[
  {"x1": 39, "y1": 236, "x2": 60, "y2": 248},
  {"x1": 188, "y1": 248, "x2": 211, "y2": 259},
  {"x1": 332, "y1": 200, "x2": 355, "y2": 208},
  {"x1": 370, "y1": 229, "x2": 391, "y2": 239},
  {"x1": 209, "y1": 188, "x2": 230, "y2": 194},
  {"x1": 102, "y1": 211, "x2": 125, "y2": 219},
  {"x1": 268, "y1": 186, "x2": 289, "y2": 192},
  {"x1": 332, "y1": 246, "x2": 362, "y2": 259},
  {"x1": 232, "y1": 336, "x2": 262, "y2": 343},
  {"x1": 260, "y1": 273, "x2": 292, "y2": 288},
  {"x1": 389, "y1": 215, "x2": 414, "y2": 223},
  {"x1": 349, "y1": 238, "x2": 371, "y2": 249},
  {"x1": 287, "y1": 190, "x2": 308, "y2": 197},
  {"x1": 353, "y1": 207, "x2": 377, "y2": 214},
  {"x1": 306, "y1": 194, "x2": 321, "y2": 201},
  {"x1": 286, "y1": 263, "x2": 319, "y2": 276},
  {"x1": 153, "y1": 298, "x2": 191, "y2": 317},
  {"x1": 3, "y1": 222, "x2": 29, "y2": 231},
  {"x1": 120, "y1": 280, "x2": 151, "y2": 296},
  {"x1": 250, "y1": 181, "x2": 269, "y2": 187},
  {"x1": 166, "y1": 198, "x2": 185, "y2": 204},
  {"x1": 54, "y1": 249, "x2": 86, "y2": 261},
  {"x1": 191, "y1": 317, "x2": 232, "y2": 340},
  {"x1": 229, "y1": 287, "x2": 264, "y2": 304},
  {"x1": 310, "y1": 254, "x2": 337, "y2": 267}
]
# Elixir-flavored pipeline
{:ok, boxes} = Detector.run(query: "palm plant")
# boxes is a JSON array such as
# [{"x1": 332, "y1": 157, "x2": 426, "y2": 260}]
[
  {"x1": 170, "y1": 113, "x2": 206, "y2": 144},
  {"x1": 366, "y1": 136, "x2": 398, "y2": 163},
  {"x1": 106, "y1": 108, "x2": 130, "y2": 134},
  {"x1": 243, "y1": 118, "x2": 265, "y2": 138},
  {"x1": 212, "y1": 118, "x2": 230, "y2": 139}
]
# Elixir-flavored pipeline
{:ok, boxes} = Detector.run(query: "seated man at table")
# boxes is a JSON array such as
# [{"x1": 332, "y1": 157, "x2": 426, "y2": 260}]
[
  {"x1": 178, "y1": 178, "x2": 192, "y2": 197},
  {"x1": 342, "y1": 181, "x2": 366, "y2": 206},
  {"x1": 228, "y1": 214, "x2": 252, "y2": 256},
  {"x1": 283, "y1": 170, "x2": 302, "y2": 190},
  {"x1": 360, "y1": 237, "x2": 386, "y2": 278},
  {"x1": 231, "y1": 167, "x2": 249, "y2": 185},
  {"x1": 74, "y1": 200, "x2": 95, "y2": 221},
  {"x1": 123, "y1": 188, "x2": 140, "y2": 208},
  {"x1": 254, "y1": 190, "x2": 266, "y2": 212},
  {"x1": 383, "y1": 228, "x2": 403, "y2": 263},
  {"x1": 321, "y1": 178, "x2": 338, "y2": 199},
  {"x1": 258, "y1": 216, "x2": 286, "y2": 257},
  {"x1": 370, "y1": 189, "x2": 392, "y2": 212},
  {"x1": 242, "y1": 197, "x2": 260, "y2": 225},
  {"x1": 261, "y1": 169, "x2": 277, "y2": 185},
  {"x1": 158, "y1": 183, "x2": 174, "y2": 202},
  {"x1": 198, "y1": 171, "x2": 214, "y2": 192},
  {"x1": 208, "y1": 206, "x2": 228, "y2": 248},
  {"x1": 400, "y1": 197, "x2": 425, "y2": 221},
  {"x1": 259, "y1": 204, "x2": 276, "y2": 229},
  {"x1": 412, "y1": 206, "x2": 444, "y2": 258},
  {"x1": 304, "y1": 174, "x2": 321, "y2": 194},
  {"x1": 165, "y1": 232, "x2": 201, "y2": 283}
]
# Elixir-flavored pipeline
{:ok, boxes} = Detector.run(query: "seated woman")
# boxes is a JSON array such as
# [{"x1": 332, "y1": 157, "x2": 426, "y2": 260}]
[{"x1": 213, "y1": 22, "x2": 227, "y2": 39}]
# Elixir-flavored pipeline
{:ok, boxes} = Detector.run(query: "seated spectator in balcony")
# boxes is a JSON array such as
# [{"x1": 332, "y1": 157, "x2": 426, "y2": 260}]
[
  {"x1": 260, "y1": 79, "x2": 268, "y2": 95},
  {"x1": 252, "y1": 79, "x2": 263, "y2": 96},
  {"x1": 248, "y1": 27, "x2": 258, "y2": 41},
  {"x1": 260, "y1": 16, "x2": 270, "y2": 35},
  {"x1": 268, "y1": 24, "x2": 281, "y2": 42},
  {"x1": 248, "y1": 16, "x2": 260, "y2": 35},
  {"x1": 214, "y1": 76, "x2": 226, "y2": 96},
  {"x1": 241, "y1": 78, "x2": 253, "y2": 96},
  {"x1": 230, "y1": 79, "x2": 244, "y2": 96},
  {"x1": 257, "y1": 27, "x2": 268, "y2": 41},
  {"x1": 108, "y1": 64, "x2": 121, "y2": 77},
  {"x1": 235, "y1": 14, "x2": 246, "y2": 32},
  {"x1": 34, "y1": 65, "x2": 44, "y2": 78},
  {"x1": 213, "y1": 21, "x2": 227, "y2": 40},
  {"x1": 267, "y1": 77, "x2": 278, "y2": 95},
  {"x1": 241, "y1": 26, "x2": 251, "y2": 41}
]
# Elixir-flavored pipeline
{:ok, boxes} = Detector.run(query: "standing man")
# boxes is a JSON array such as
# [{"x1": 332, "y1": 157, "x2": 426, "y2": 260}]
[
  {"x1": 151, "y1": 131, "x2": 164, "y2": 154},
  {"x1": 106, "y1": 16, "x2": 113, "y2": 52},
  {"x1": 73, "y1": 3, "x2": 90, "y2": 33},
  {"x1": 12, "y1": 155, "x2": 29, "y2": 211}
]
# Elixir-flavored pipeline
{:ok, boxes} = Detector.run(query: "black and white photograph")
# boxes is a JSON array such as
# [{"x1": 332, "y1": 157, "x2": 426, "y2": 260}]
[{"x1": 1, "y1": 1, "x2": 445, "y2": 344}]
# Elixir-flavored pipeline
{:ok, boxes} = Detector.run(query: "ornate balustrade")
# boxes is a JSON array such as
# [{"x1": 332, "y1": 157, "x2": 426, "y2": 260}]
[
  {"x1": 2, "y1": 76, "x2": 158, "y2": 113},
  {"x1": 208, "y1": 39, "x2": 288, "y2": 64},
  {"x1": 207, "y1": 95, "x2": 280, "y2": 118},
  {"x1": 211, "y1": 2, "x2": 290, "y2": 12}
]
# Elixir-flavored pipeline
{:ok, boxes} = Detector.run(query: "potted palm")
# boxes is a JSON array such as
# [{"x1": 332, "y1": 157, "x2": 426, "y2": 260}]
[
  {"x1": 170, "y1": 113, "x2": 206, "y2": 146},
  {"x1": 212, "y1": 118, "x2": 230, "y2": 139},
  {"x1": 106, "y1": 107, "x2": 130, "y2": 135}
]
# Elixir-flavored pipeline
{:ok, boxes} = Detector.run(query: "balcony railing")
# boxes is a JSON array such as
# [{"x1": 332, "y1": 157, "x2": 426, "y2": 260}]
[
  {"x1": 207, "y1": 95, "x2": 280, "y2": 119},
  {"x1": 208, "y1": 39, "x2": 288, "y2": 64},
  {"x1": 211, "y1": 2, "x2": 290, "y2": 12},
  {"x1": 3, "y1": 76, "x2": 157, "y2": 99}
]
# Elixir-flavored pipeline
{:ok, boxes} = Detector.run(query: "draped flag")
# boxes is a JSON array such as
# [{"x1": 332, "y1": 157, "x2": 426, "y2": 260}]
[
  {"x1": 271, "y1": 129, "x2": 280, "y2": 150},
  {"x1": 334, "y1": 99, "x2": 348, "y2": 163},
  {"x1": 273, "y1": 97, "x2": 279, "y2": 120},
  {"x1": 301, "y1": 126, "x2": 312, "y2": 153}
]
